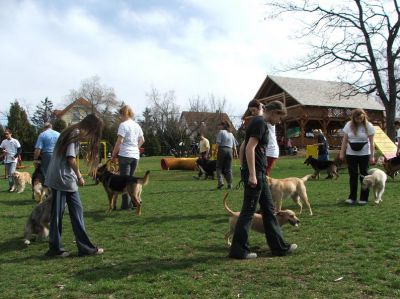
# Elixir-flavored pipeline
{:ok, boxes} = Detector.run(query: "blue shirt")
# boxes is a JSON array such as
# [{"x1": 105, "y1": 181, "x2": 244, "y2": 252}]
[{"x1": 35, "y1": 129, "x2": 60, "y2": 153}]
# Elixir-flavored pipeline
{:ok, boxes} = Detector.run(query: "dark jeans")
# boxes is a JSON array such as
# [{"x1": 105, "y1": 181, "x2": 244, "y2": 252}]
[
  {"x1": 318, "y1": 151, "x2": 329, "y2": 161},
  {"x1": 229, "y1": 169, "x2": 290, "y2": 258},
  {"x1": 118, "y1": 156, "x2": 138, "y2": 209},
  {"x1": 346, "y1": 154, "x2": 370, "y2": 201},
  {"x1": 41, "y1": 152, "x2": 53, "y2": 182},
  {"x1": 48, "y1": 189, "x2": 97, "y2": 255},
  {"x1": 216, "y1": 147, "x2": 233, "y2": 186}
]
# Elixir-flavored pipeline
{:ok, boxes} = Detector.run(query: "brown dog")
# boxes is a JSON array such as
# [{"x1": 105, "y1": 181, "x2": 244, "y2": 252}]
[
  {"x1": 96, "y1": 162, "x2": 150, "y2": 215},
  {"x1": 383, "y1": 156, "x2": 400, "y2": 179},
  {"x1": 12, "y1": 171, "x2": 32, "y2": 193},
  {"x1": 223, "y1": 193, "x2": 300, "y2": 246},
  {"x1": 267, "y1": 174, "x2": 314, "y2": 215}
]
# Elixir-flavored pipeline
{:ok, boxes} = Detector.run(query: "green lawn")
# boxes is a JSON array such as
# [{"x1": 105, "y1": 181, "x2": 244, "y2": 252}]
[{"x1": 0, "y1": 156, "x2": 399, "y2": 298}]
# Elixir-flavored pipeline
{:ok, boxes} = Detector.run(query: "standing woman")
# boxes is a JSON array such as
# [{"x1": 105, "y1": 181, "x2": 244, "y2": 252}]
[
  {"x1": 265, "y1": 122, "x2": 279, "y2": 176},
  {"x1": 216, "y1": 121, "x2": 237, "y2": 190},
  {"x1": 339, "y1": 108, "x2": 375, "y2": 205},
  {"x1": 111, "y1": 105, "x2": 145, "y2": 210},
  {"x1": 46, "y1": 114, "x2": 104, "y2": 257},
  {"x1": 0, "y1": 129, "x2": 21, "y2": 192}
]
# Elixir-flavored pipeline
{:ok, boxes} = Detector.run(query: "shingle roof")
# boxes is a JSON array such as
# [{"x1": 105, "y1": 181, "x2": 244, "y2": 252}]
[
  {"x1": 53, "y1": 97, "x2": 94, "y2": 118},
  {"x1": 259, "y1": 75, "x2": 385, "y2": 111}
]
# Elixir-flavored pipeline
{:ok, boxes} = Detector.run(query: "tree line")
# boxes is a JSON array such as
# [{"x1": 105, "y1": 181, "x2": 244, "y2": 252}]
[{"x1": 0, "y1": 76, "x2": 231, "y2": 159}]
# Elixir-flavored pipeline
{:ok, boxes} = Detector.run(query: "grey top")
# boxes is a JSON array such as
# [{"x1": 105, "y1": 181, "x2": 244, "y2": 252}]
[
  {"x1": 216, "y1": 130, "x2": 236, "y2": 148},
  {"x1": 46, "y1": 142, "x2": 79, "y2": 192}
]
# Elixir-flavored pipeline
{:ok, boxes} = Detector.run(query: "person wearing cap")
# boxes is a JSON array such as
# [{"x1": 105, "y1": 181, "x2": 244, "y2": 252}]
[
  {"x1": 229, "y1": 100, "x2": 297, "y2": 259},
  {"x1": 313, "y1": 129, "x2": 329, "y2": 161},
  {"x1": 34, "y1": 122, "x2": 61, "y2": 180}
]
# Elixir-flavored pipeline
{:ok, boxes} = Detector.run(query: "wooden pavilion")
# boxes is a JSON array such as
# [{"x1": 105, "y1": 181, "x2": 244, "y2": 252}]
[{"x1": 252, "y1": 75, "x2": 385, "y2": 148}]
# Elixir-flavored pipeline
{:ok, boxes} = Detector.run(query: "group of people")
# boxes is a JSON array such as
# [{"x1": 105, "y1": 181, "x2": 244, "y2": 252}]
[
  {"x1": 1, "y1": 105, "x2": 144, "y2": 258},
  {"x1": 228, "y1": 102, "x2": 376, "y2": 259},
  {"x1": 1, "y1": 99, "x2": 379, "y2": 259}
]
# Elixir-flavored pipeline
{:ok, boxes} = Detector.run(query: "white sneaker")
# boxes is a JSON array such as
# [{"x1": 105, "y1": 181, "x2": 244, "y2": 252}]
[
  {"x1": 358, "y1": 200, "x2": 368, "y2": 205},
  {"x1": 244, "y1": 252, "x2": 257, "y2": 259},
  {"x1": 345, "y1": 199, "x2": 355, "y2": 204},
  {"x1": 287, "y1": 244, "x2": 298, "y2": 254}
]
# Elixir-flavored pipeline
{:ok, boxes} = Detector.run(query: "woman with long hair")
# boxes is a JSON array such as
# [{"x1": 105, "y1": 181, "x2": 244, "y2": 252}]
[
  {"x1": 45, "y1": 114, "x2": 104, "y2": 257},
  {"x1": 111, "y1": 105, "x2": 145, "y2": 210},
  {"x1": 339, "y1": 108, "x2": 375, "y2": 205}
]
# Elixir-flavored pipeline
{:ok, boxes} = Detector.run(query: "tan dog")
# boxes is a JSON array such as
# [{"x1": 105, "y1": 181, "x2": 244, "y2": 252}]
[
  {"x1": 267, "y1": 174, "x2": 313, "y2": 215},
  {"x1": 12, "y1": 171, "x2": 32, "y2": 193},
  {"x1": 33, "y1": 182, "x2": 49, "y2": 204},
  {"x1": 223, "y1": 193, "x2": 300, "y2": 246}
]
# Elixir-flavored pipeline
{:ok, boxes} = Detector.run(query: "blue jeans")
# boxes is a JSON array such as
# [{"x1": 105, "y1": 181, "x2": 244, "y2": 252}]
[
  {"x1": 5, "y1": 162, "x2": 16, "y2": 188},
  {"x1": 48, "y1": 189, "x2": 97, "y2": 255},
  {"x1": 229, "y1": 169, "x2": 290, "y2": 258},
  {"x1": 41, "y1": 152, "x2": 53, "y2": 181},
  {"x1": 318, "y1": 151, "x2": 329, "y2": 161},
  {"x1": 118, "y1": 156, "x2": 138, "y2": 209}
]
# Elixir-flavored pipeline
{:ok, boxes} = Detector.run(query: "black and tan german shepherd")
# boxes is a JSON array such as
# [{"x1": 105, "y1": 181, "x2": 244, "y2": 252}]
[{"x1": 96, "y1": 162, "x2": 150, "y2": 215}]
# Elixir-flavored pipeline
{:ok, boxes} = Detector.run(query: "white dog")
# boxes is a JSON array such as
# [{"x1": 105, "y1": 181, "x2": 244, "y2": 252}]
[{"x1": 361, "y1": 168, "x2": 387, "y2": 204}]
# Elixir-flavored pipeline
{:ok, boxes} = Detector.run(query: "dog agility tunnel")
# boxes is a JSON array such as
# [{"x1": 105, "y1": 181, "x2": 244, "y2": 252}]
[{"x1": 160, "y1": 157, "x2": 197, "y2": 170}]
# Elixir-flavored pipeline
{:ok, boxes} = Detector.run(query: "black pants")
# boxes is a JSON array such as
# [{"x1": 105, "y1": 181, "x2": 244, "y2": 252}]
[
  {"x1": 346, "y1": 154, "x2": 370, "y2": 201},
  {"x1": 216, "y1": 147, "x2": 233, "y2": 186},
  {"x1": 229, "y1": 169, "x2": 290, "y2": 258}
]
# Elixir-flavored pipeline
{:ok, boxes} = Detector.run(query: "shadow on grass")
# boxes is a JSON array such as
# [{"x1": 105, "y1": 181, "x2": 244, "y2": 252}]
[
  {"x1": 0, "y1": 236, "x2": 28, "y2": 256},
  {"x1": 74, "y1": 255, "x2": 225, "y2": 282},
  {"x1": 147, "y1": 188, "x2": 220, "y2": 195},
  {"x1": 0, "y1": 198, "x2": 33, "y2": 206},
  {"x1": 116, "y1": 213, "x2": 227, "y2": 225}
]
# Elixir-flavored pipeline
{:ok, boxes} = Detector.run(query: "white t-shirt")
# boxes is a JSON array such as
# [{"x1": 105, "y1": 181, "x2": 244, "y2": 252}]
[
  {"x1": 0, "y1": 138, "x2": 21, "y2": 163},
  {"x1": 266, "y1": 123, "x2": 279, "y2": 158},
  {"x1": 117, "y1": 119, "x2": 144, "y2": 159},
  {"x1": 343, "y1": 121, "x2": 375, "y2": 156}
]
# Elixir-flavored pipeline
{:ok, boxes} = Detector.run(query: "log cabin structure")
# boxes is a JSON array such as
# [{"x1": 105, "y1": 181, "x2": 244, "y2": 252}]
[{"x1": 251, "y1": 76, "x2": 385, "y2": 148}]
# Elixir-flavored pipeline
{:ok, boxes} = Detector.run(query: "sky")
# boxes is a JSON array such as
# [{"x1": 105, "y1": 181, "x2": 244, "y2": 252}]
[{"x1": 0, "y1": 0, "x2": 338, "y2": 125}]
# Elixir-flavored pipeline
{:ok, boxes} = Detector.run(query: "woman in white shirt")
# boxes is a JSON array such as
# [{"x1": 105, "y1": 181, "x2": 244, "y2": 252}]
[
  {"x1": 112, "y1": 105, "x2": 145, "y2": 210},
  {"x1": 265, "y1": 123, "x2": 279, "y2": 176},
  {"x1": 339, "y1": 108, "x2": 375, "y2": 205}
]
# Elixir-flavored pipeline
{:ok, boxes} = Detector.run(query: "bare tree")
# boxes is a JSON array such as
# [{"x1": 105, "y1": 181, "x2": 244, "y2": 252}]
[
  {"x1": 267, "y1": 0, "x2": 400, "y2": 138},
  {"x1": 67, "y1": 75, "x2": 120, "y2": 115}
]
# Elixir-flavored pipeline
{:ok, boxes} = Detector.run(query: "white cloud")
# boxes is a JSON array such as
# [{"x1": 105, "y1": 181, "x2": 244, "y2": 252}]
[{"x1": 0, "y1": 0, "x2": 337, "y2": 126}]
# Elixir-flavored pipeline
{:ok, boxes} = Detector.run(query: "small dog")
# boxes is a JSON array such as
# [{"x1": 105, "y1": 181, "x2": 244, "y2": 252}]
[
  {"x1": 361, "y1": 168, "x2": 387, "y2": 204},
  {"x1": 23, "y1": 193, "x2": 53, "y2": 245},
  {"x1": 31, "y1": 162, "x2": 48, "y2": 203},
  {"x1": 195, "y1": 158, "x2": 217, "y2": 180},
  {"x1": 223, "y1": 193, "x2": 300, "y2": 246},
  {"x1": 12, "y1": 171, "x2": 32, "y2": 193},
  {"x1": 267, "y1": 174, "x2": 314, "y2": 216},
  {"x1": 96, "y1": 162, "x2": 150, "y2": 215},
  {"x1": 383, "y1": 156, "x2": 400, "y2": 179},
  {"x1": 304, "y1": 156, "x2": 339, "y2": 179}
]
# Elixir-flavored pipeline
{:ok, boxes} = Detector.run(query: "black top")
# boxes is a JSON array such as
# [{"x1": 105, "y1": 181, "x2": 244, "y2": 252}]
[{"x1": 243, "y1": 116, "x2": 269, "y2": 172}]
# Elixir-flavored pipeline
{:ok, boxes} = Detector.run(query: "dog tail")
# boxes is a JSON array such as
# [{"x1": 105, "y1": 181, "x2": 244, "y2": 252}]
[
  {"x1": 301, "y1": 174, "x2": 314, "y2": 182},
  {"x1": 223, "y1": 193, "x2": 235, "y2": 216},
  {"x1": 141, "y1": 171, "x2": 150, "y2": 186}
]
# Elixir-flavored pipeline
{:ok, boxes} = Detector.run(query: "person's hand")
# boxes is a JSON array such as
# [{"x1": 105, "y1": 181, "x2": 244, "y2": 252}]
[
  {"x1": 338, "y1": 152, "x2": 345, "y2": 161},
  {"x1": 369, "y1": 156, "x2": 375, "y2": 165},
  {"x1": 248, "y1": 174, "x2": 257, "y2": 188},
  {"x1": 78, "y1": 176, "x2": 85, "y2": 186},
  {"x1": 111, "y1": 155, "x2": 117, "y2": 163}
]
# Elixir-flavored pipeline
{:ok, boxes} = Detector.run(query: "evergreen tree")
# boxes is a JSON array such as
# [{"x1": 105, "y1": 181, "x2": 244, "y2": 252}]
[
  {"x1": 31, "y1": 97, "x2": 55, "y2": 130},
  {"x1": 52, "y1": 118, "x2": 67, "y2": 133},
  {"x1": 7, "y1": 100, "x2": 37, "y2": 159}
]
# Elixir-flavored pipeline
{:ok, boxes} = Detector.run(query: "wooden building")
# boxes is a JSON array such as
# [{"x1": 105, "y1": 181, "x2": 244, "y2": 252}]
[
  {"x1": 53, "y1": 97, "x2": 96, "y2": 126},
  {"x1": 253, "y1": 76, "x2": 385, "y2": 148}
]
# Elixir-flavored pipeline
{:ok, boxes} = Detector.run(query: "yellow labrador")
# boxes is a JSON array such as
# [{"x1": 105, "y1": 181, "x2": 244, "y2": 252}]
[
  {"x1": 267, "y1": 174, "x2": 313, "y2": 215},
  {"x1": 12, "y1": 171, "x2": 32, "y2": 193},
  {"x1": 223, "y1": 193, "x2": 300, "y2": 246}
]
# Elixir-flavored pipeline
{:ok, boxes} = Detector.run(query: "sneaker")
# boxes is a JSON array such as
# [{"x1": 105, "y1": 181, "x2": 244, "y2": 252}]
[
  {"x1": 217, "y1": 184, "x2": 224, "y2": 189},
  {"x1": 244, "y1": 252, "x2": 257, "y2": 259},
  {"x1": 45, "y1": 250, "x2": 70, "y2": 258},
  {"x1": 78, "y1": 247, "x2": 104, "y2": 257},
  {"x1": 345, "y1": 199, "x2": 355, "y2": 204},
  {"x1": 287, "y1": 244, "x2": 298, "y2": 254},
  {"x1": 227, "y1": 184, "x2": 232, "y2": 190},
  {"x1": 358, "y1": 200, "x2": 368, "y2": 205}
]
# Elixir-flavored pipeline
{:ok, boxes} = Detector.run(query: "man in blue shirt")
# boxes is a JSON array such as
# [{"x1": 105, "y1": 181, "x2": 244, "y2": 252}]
[{"x1": 34, "y1": 122, "x2": 60, "y2": 180}]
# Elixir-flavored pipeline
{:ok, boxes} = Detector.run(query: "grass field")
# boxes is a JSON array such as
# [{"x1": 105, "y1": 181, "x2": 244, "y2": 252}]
[{"x1": 0, "y1": 155, "x2": 399, "y2": 298}]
